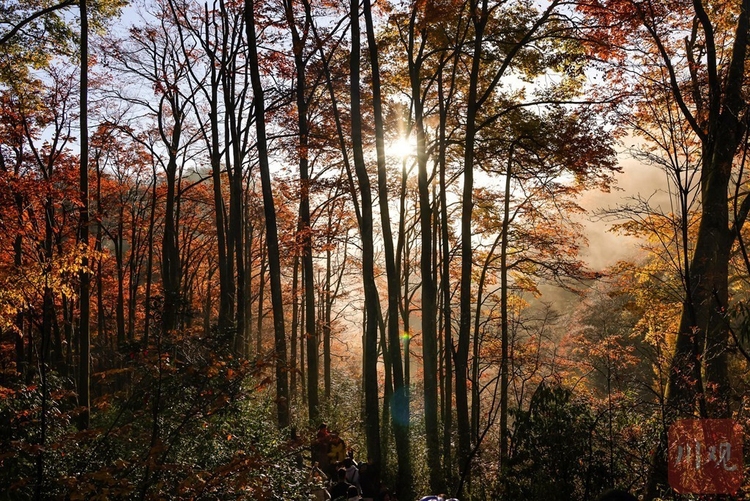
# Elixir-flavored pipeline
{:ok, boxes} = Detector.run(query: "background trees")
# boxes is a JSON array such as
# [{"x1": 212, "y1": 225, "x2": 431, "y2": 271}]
[{"x1": 2, "y1": 0, "x2": 748, "y2": 499}]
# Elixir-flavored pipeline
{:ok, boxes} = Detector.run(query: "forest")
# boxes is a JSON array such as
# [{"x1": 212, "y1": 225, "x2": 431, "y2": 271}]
[{"x1": 1, "y1": 0, "x2": 750, "y2": 499}]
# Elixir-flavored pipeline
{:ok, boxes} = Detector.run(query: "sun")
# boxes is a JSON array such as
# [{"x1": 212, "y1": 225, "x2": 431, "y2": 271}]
[{"x1": 387, "y1": 137, "x2": 416, "y2": 159}]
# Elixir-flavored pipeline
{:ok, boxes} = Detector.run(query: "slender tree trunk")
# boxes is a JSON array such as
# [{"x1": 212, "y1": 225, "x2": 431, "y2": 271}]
[
  {"x1": 161, "y1": 102, "x2": 182, "y2": 335},
  {"x1": 283, "y1": 0, "x2": 318, "y2": 422},
  {"x1": 291, "y1": 255, "x2": 299, "y2": 396},
  {"x1": 457, "y1": 1, "x2": 488, "y2": 491},
  {"x1": 128, "y1": 205, "x2": 139, "y2": 341},
  {"x1": 207, "y1": 32, "x2": 232, "y2": 335},
  {"x1": 204, "y1": 265, "x2": 214, "y2": 336},
  {"x1": 437, "y1": 70, "x2": 454, "y2": 484},
  {"x1": 77, "y1": 0, "x2": 91, "y2": 432},
  {"x1": 222, "y1": 12, "x2": 247, "y2": 352},
  {"x1": 408, "y1": 10, "x2": 441, "y2": 492},
  {"x1": 116, "y1": 207, "x2": 126, "y2": 346},
  {"x1": 300, "y1": 279, "x2": 306, "y2": 404},
  {"x1": 350, "y1": 0, "x2": 381, "y2": 466},
  {"x1": 257, "y1": 243, "x2": 266, "y2": 353},
  {"x1": 499, "y1": 149, "x2": 513, "y2": 468},
  {"x1": 143, "y1": 174, "x2": 157, "y2": 343},
  {"x1": 14, "y1": 231, "x2": 24, "y2": 375},
  {"x1": 63, "y1": 295, "x2": 73, "y2": 373},
  {"x1": 12, "y1": 168, "x2": 26, "y2": 374},
  {"x1": 42, "y1": 193, "x2": 54, "y2": 365},
  {"x1": 470, "y1": 234, "x2": 501, "y2": 446},
  {"x1": 324, "y1": 247, "x2": 332, "y2": 399},
  {"x1": 364, "y1": 0, "x2": 412, "y2": 493},
  {"x1": 94, "y1": 155, "x2": 106, "y2": 349},
  {"x1": 245, "y1": 214, "x2": 254, "y2": 357},
  {"x1": 246, "y1": 0, "x2": 290, "y2": 428},
  {"x1": 397, "y1": 162, "x2": 410, "y2": 389}
]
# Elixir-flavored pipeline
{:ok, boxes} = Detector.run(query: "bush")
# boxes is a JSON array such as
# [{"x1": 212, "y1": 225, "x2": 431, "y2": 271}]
[
  {"x1": 0, "y1": 328, "x2": 310, "y2": 500},
  {"x1": 504, "y1": 383, "x2": 610, "y2": 501}
]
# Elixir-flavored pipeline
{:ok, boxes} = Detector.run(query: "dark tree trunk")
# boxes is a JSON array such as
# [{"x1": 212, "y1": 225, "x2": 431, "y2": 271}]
[
  {"x1": 499, "y1": 151, "x2": 513, "y2": 468},
  {"x1": 408, "y1": 7, "x2": 441, "y2": 493},
  {"x1": 437, "y1": 70, "x2": 454, "y2": 484},
  {"x1": 246, "y1": 0, "x2": 290, "y2": 428},
  {"x1": 291, "y1": 255, "x2": 299, "y2": 396},
  {"x1": 350, "y1": 0, "x2": 381, "y2": 466},
  {"x1": 283, "y1": 0, "x2": 318, "y2": 422},
  {"x1": 245, "y1": 214, "x2": 254, "y2": 357},
  {"x1": 14, "y1": 207, "x2": 25, "y2": 375},
  {"x1": 324, "y1": 247, "x2": 332, "y2": 399},
  {"x1": 143, "y1": 174, "x2": 157, "y2": 344},
  {"x1": 160, "y1": 100, "x2": 183, "y2": 335},
  {"x1": 364, "y1": 0, "x2": 412, "y2": 494},
  {"x1": 456, "y1": 1, "x2": 488, "y2": 490},
  {"x1": 116, "y1": 206, "x2": 126, "y2": 346},
  {"x1": 77, "y1": 0, "x2": 91, "y2": 434},
  {"x1": 257, "y1": 243, "x2": 266, "y2": 353},
  {"x1": 206, "y1": 27, "x2": 232, "y2": 335}
]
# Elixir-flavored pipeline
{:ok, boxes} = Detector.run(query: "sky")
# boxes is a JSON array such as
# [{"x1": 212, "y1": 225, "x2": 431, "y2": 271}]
[{"x1": 578, "y1": 153, "x2": 672, "y2": 272}]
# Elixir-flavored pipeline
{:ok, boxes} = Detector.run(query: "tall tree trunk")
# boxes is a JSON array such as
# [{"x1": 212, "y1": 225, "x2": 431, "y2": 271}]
[
  {"x1": 457, "y1": 1, "x2": 488, "y2": 491},
  {"x1": 206, "y1": 26, "x2": 232, "y2": 335},
  {"x1": 350, "y1": 0, "x2": 381, "y2": 467},
  {"x1": 499, "y1": 149, "x2": 513, "y2": 469},
  {"x1": 160, "y1": 99, "x2": 183, "y2": 335},
  {"x1": 245, "y1": 213, "x2": 254, "y2": 357},
  {"x1": 324, "y1": 247, "x2": 332, "y2": 399},
  {"x1": 77, "y1": 0, "x2": 91, "y2": 432},
  {"x1": 204, "y1": 265, "x2": 214, "y2": 336},
  {"x1": 223, "y1": 17, "x2": 247, "y2": 353},
  {"x1": 94, "y1": 155, "x2": 106, "y2": 348},
  {"x1": 291, "y1": 255, "x2": 299, "y2": 396},
  {"x1": 363, "y1": 0, "x2": 412, "y2": 492},
  {"x1": 246, "y1": 0, "x2": 290, "y2": 428},
  {"x1": 397, "y1": 161, "x2": 411, "y2": 390},
  {"x1": 127, "y1": 205, "x2": 140, "y2": 341},
  {"x1": 300, "y1": 278, "x2": 306, "y2": 404},
  {"x1": 14, "y1": 232, "x2": 24, "y2": 375},
  {"x1": 283, "y1": 0, "x2": 318, "y2": 422},
  {"x1": 408, "y1": 8, "x2": 441, "y2": 493},
  {"x1": 78, "y1": 0, "x2": 91, "y2": 430},
  {"x1": 437, "y1": 70, "x2": 454, "y2": 484},
  {"x1": 116, "y1": 207, "x2": 126, "y2": 346},
  {"x1": 257, "y1": 243, "x2": 266, "y2": 353}
]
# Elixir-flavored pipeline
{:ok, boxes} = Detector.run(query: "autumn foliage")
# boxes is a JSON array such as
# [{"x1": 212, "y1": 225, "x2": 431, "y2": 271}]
[{"x1": 4, "y1": 0, "x2": 750, "y2": 499}]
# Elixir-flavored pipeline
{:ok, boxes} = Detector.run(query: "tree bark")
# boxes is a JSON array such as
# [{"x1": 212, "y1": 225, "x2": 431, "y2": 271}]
[
  {"x1": 456, "y1": 0, "x2": 488, "y2": 487},
  {"x1": 77, "y1": 0, "x2": 91, "y2": 431},
  {"x1": 245, "y1": 0, "x2": 290, "y2": 428},
  {"x1": 350, "y1": 0, "x2": 381, "y2": 467},
  {"x1": 407, "y1": 7, "x2": 442, "y2": 492},
  {"x1": 364, "y1": 0, "x2": 412, "y2": 493},
  {"x1": 283, "y1": 0, "x2": 319, "y2": 422}
]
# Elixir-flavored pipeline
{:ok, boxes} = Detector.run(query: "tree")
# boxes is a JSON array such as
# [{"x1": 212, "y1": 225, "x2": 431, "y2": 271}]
[
  {"x1": 245, "y1": 0, "x2": 290, "y2": 429},
  {"x1": 349, "y1": 0, "x2": 381, "y2": 467},
  {"x1": 581, "y1": 0, "x2": 750, "y2": 495},
  {"x1": 364, "y1": 0, "x2": 413, "y2": 494},
  {"x1": 281, "y1": 0, "x2": 319, "y2": 422},
  {"x1": 78, "y1": 0, "x2": 91, "y2": 431}
]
